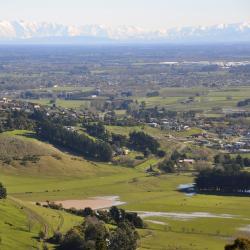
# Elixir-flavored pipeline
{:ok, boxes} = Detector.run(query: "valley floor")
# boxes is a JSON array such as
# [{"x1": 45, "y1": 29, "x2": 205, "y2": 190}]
[{"x1": 0, "y1": 131, "x2": 249, "y2": 250}]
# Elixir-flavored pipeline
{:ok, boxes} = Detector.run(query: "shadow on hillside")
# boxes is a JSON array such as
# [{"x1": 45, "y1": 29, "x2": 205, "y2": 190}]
[
  {"x1": 28, "y1": 133, "x2": 104, "y2": 163},
  {"x1": 17, "y1": 132, "x2": 38, "y2": 140},
  {"x1": 195, "y1": 190, "x2": 250, "y2": 197},
  {"x1": 177, "y1": 188, "x2": 250, "y2": 198}
]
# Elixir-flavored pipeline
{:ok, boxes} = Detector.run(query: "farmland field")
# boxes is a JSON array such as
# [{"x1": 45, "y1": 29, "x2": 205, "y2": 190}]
[
  {"x1": 134, "y1": 87, "x2": 250, "y2": 112},
  {"x1": 1, "y1": 44, "x2": 250, "y2": 250},
  {"x1": 0, "y1": 131, "x2": 249, "y2": 250}
]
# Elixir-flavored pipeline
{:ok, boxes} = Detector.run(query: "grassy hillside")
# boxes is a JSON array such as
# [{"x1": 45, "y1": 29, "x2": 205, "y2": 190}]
[
  {"x1": 0, "y1": 130, "x2": 250, "y2": 249},
  {"x1": 0, "y1": 130, "x2": 128, "y2": 177},
  {"x1": 0, "y1": 199, "x2": 39, "y2": 250},
  {"x1": 0, "y1": 198, "x2": 82, "y2": 250}
]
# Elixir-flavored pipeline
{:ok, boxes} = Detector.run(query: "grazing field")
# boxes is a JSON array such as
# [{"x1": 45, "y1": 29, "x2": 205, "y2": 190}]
[
  {"x1": 0, "y1": 198, "x2": 82, "y2": 250},
  {"x1": 1, "y1": 43, "x2": 250, "y2": 250},
  {"x1": 22, "y1": 98, "x2": 91, "y2": 109},
  {"x1": 135, "y1": 86, "x2": 250, "y2": 112},
  {"x1": 21, "y1": 86, "x2": 250, "y2": 114},
  {"x1": 0, "y1": 131, "x2": 250, "y2": 249}
]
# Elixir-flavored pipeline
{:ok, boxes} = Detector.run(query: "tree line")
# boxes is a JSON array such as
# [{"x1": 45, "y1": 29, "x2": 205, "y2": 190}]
[
  {"x1": 36, "y1": 121, "x2": 113, "y2": 162},
  {"x1": 237, "y1": 98, "x2": 250, "y2": 107},
  {"x1": 195, "y1": 169, "x2": 250, "y2": 194},
  {"x1": 129, "y1": 131, "x2": 160, "y2": 154},
  {"x1": 214, "y1": 153, "x2": 250, "y2": 172},
  {"x1": 41, "y1": 202, "x2": 144, "y2": 229},
  {"x1": 83, "y1": 123, "x2": 162, "y2": 157},
  {"x1": 195, "y1": 153, "x2": 250, "y2": 194}
]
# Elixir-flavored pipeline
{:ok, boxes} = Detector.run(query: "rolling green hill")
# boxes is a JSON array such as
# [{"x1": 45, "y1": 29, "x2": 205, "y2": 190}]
[{"x1": 0, "y1": 130, "x2": 250, "y2": 249}]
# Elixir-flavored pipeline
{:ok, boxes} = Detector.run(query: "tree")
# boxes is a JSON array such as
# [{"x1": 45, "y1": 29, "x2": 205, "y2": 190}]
[
  {"x1": 36, "y1": 121, "x2": 113, "y2": 162},
  {"x1": 214, "y1": 154, "x2": 224, "y2": 164},
  {"x1": 0, "y1": 183, "x2": 7, "y2": 199},
  {"x1": 59, "y1": 228, "x2": 85, "y2": 250},
  {"x1": 58, "y1": 217, "x2": 109, "y2": 250},
  {"x1": 158, "y1": 159, "x2": 176, "y2": 173},
  {"x1": 157, "y1": 150, "x2": 166, "y2": 158},
  {"x1": 170, "y1": 150, "x2": 183, "y2": 161},
  {"x1": 110, "y1": 206, "x2": 125, "y2": 224},
  {"x1": 85, "y1": 123, "x2": 109, "y2": 141},
  {"x1": 195, "y1": 169, "x2": 250, "y2": 194},
  {"x1": 57, "y1": 208, "x2": 142, "y2": 250},
  {"x1": 109, "y1": 222, "x2": 139, "y2": 250},
  {"x1": 140, "y1": 101, "x2": 146, "y2": 109},
  {"x1": 225, "y1": 237, "x2": 250, "y2": 250},
  {"x1": 84, "y1": 217, "x2": 108, "y2": 250},
  {"x1": 129, "y1": 131, "x2": 159, "y2": 154},
  {"x1": 38, "y1": 230, "x2": 46, "y2": 240},
  {"x1": 82, "y1": 207, "x2": 94, "y2": 217},
  {"x1": 236, "y1": 155, "x2": 244, "y2": 167}
]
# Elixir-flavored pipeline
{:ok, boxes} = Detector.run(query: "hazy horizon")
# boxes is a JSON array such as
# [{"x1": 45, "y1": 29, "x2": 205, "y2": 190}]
[{"x1": 1, "y1": 0, "x2": 250, "y2": 29}]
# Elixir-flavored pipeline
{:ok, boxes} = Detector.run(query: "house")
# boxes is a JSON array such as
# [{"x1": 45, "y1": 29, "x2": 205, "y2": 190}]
[
  {"x1": 34, "y1": 105, "x2": 40, "y2": 109},
  {"x1": 179, "y1": 159, "x2": 195, "y2": 164},
  {"x1": 147, "y1": 122, "x2": 158, "y2": 128},
  {"x1": 2, "y1": 98, "x2": 11, "y2": 104},
  {"x1": 122, "y1": 148, "x2": 130, "y2": 155}
]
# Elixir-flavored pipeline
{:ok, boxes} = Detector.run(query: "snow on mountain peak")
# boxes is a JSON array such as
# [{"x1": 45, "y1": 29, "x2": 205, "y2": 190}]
[{"x1": 0, "y1": 20, "x2": 250, "y2": 43}]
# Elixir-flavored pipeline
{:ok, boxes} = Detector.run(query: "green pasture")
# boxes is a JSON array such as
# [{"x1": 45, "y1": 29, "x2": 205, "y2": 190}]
[
  {"x1": 135, "y1": 86, "x2": 250, "y2": 112},
  {"x1": 0, "y1": 130, "x2": 249, "y2": 249},
  {"x1": 22, "y1": 99, "x2": 91, "y2": 109}
]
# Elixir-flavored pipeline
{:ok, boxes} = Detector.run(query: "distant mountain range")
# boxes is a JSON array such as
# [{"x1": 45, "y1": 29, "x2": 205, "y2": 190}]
[{"x1": 0, "y1": 20, "x2": 250, "y2": 44}]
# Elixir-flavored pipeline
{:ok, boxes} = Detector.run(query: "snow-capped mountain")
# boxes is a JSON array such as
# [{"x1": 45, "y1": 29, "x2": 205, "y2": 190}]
[{"x1": 0, "y1": 20, "x2": 250, "y2": 43}]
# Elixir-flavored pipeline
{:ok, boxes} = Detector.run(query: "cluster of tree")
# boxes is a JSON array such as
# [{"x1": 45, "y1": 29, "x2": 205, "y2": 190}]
[
  {"x1": 103, "y1": 111, "x2": 117, "y2": 125},
  {"x1": 36, "y1": 121, "x2": 112, "y2": 162},
  {"x1": 83, "y1": 122, "x2": 165, "y2": 158},
  {"x1": 111, "y1": 134, "x2": 128, "y2": 148},
  {"x1": 45, "y1": 206, "x2": 142, "y2": 250},
  {"x1": 128, "y1": 106, "x2": 177, "y2": 122},
  {"x1": 195, "y1": 169, "x2": 250, "y2": 194},
  {"x1": 42, "y1": 203, "x2": 144, "y2": 230},
  {"x1": 226, "y1": 112, "x2": 250, "y2": 118},
  {"x1": 214, "y1": 154, "x2": 250, "y2": 172},
  {"x1": 0, "y1": 182, "x2": 7, "y2": 199},
  {"x1": 20, "y1": 90, "x2": 54, "y2": 100},
  {"x1": 55, "y1": 216, "x2": 139, "y2": 250},
  {"x1": 237, "y1": 98, "x2": 250, "y2": 107},
  {"x1": 225, "y1": 237, "x2": 250, "y2": 250},
  {"x1": 129, "y1": 131, "x2": 160, "y2": 155},
  {"x1": 106, "y1": 206, "x2": 144, "y2": 229},
  {"x1": 3, "y1": 111, "x2": 34, "y2": 132},
  {"x1": 158, "y1": 150, "x2": 187, "y2": 173},
  {"x1": 32, "y1": 109, "x2": 79, "y2": 127},
  {"x1": 232, "y1": 154, "x2": 250, "y2": 167},
  {"x1": 50, "y1": 115, "x2": 78, "y2": 127},
  {"x1": 85, "y1": 123, "x2": 109, "y2": 141},
  {"x1": 146, "y1": 91, "x2": 159, "y2": 97},
  {"x1": 158, "y1": 159, "x2": 176, "y2": 173},
  {"x1": 84, "y1": 122, "x2": 131, "y2": 150}
]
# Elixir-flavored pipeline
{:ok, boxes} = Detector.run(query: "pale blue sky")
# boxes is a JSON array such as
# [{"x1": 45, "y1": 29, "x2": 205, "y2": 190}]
[{"x1": 1, "y1": 0, "x2": 250, "y2": 28}]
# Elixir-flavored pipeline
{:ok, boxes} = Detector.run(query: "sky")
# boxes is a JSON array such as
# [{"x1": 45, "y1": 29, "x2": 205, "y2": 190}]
[{"x1": 0, "y1": 0, "x2": 250, "y2": 29}]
